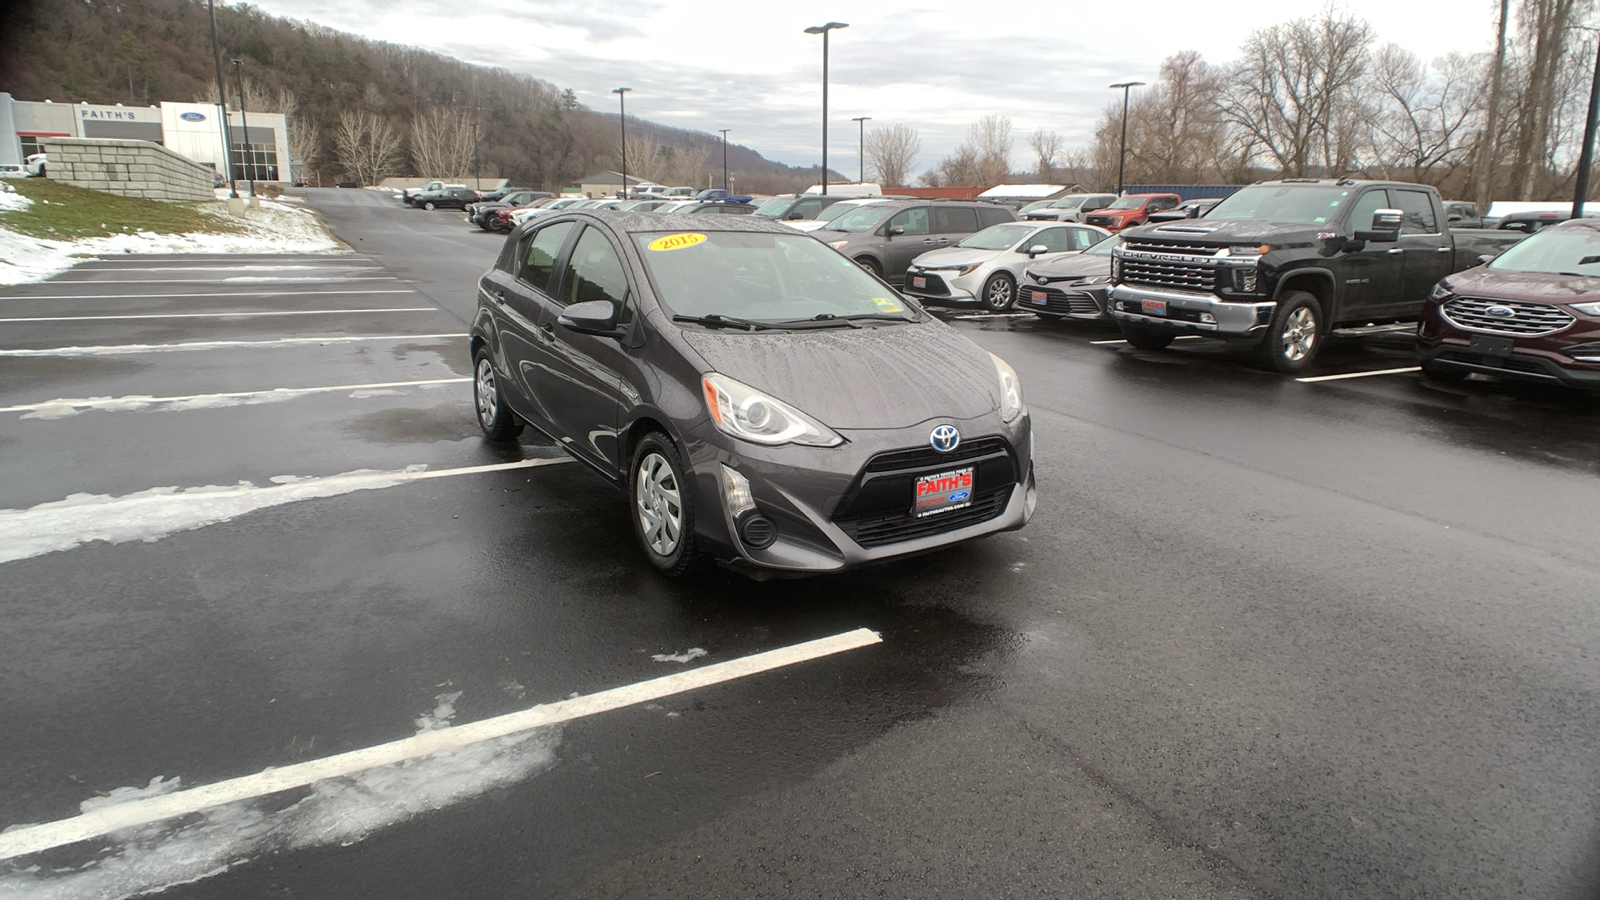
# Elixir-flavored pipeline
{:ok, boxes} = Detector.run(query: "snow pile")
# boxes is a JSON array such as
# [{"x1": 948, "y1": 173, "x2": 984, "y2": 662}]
[
  {"x1": 0, "y1": 188, "x2": 29, "y2": 213},
  {"x1": 0, "y1": 196, "x2": 344, "y2": 286}
]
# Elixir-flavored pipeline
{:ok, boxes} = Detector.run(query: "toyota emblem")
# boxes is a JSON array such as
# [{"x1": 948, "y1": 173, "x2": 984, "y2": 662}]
[{"x1": 930, "y1": 425, "x2": 961, "y2": 453}]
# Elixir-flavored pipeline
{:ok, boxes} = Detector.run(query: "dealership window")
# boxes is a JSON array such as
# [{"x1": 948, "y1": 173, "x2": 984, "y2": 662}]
[
  {"x1": 228, "y1": 126, "x2": 280, "y2": 182},
  {"x1": 19, "y1": 135, "x2": 47, "y2": 158}
]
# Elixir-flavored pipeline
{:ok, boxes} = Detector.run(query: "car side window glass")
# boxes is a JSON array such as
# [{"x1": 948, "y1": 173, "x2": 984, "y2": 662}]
[
  {"x1": 933, "y1": 206, "x2": 978, "y2": 233},
  {"x1": 796, "y1": 199, "x2": 821, "y2": 218},
  {"x1": 979, "y1": 207, "x2": 1014, "y2": 228},
  {"x1": 891, "y1": 207, "x2": 931, "y2": 235},
  {"x1": 561, "y1": 226, "x2": 632, "y2": 322},
  {"x1": 1396, "y1": 190, "x2": 1439, "y2": 234},
  {"x1": 1031, "y1": 228, "x2": 1069, "y2": 253},
  {"x1": 1348, "y1": 190, "x2": 1390, "y2": 233},
  {"x1": 1066, "y1": 227, "x2": 1097, "y2": 250},
  {"x1": 517, "y1": 221, "x2": 576, "y2": 293}
]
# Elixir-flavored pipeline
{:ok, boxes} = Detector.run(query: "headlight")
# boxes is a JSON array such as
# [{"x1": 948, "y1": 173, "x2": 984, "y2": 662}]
[
  {"x1": 1078, "y1": 275, "x2": 1111, "y2": 285},
  {"x1": 702, "y1": 373, "x2": 843, "y2": 447},
  {"x1": 1428, "y1": 282, "x2": 1452, "y2": 301},
  {"x1": 1571, "y1": 301, "x2": 1600, "y2": 316},
  {"x1": 828, "y1": 240, "x2": 849, "y2": 250},
  {"x1": 1223, "y1": 245, "x2": 1269, "y2": 258},
  {"x1": 989, "y1": 353, "x2": 1023, "y2": 423},
  {"x1": 954, "y1": 263, "x2": 983, "y2": 276}
]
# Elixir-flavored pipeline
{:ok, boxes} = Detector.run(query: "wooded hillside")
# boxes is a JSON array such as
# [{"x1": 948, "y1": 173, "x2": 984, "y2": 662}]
[{"x1": 0, "y1": 0, "x2": 830, "y2": 191}]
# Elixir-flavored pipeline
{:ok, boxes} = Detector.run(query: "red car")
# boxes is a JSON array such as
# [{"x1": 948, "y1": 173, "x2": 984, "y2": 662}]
[
  {"x1": 1417, "y1": 218, "x2": 1600, "y2": 388},
  {"x1": 1083, "y1": 193, "x2": 1182, "y2": 232}
]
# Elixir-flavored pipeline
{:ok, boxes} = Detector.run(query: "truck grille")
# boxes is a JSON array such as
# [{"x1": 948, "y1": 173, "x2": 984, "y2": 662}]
[
  {"x1": 1442, "y1": 297, "x2": 1574, "y2": 336},
  {"x1": 1120, "y1": 259, "x2": 1217, "y2": 293},
  {"x1": 1124, "y1": 239, "x2": 1221, "y2": 257},
  {"x1": 1085, "y1": 215, "x2": 1116, "y2": 227}
]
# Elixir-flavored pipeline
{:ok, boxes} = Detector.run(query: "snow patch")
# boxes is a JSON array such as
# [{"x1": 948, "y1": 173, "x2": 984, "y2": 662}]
[
  {"x1": 0, "y1": 465, "x2": 432, "y2": 565},
  {"x1": 0, "y1": 192, "x2": 31, "y2": 213},
  {"x1": 651, "y1": 648, "x2": 708, "y2": 664}
]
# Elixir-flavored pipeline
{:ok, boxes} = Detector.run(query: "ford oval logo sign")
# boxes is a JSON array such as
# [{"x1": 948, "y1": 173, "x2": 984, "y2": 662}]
[
  {"x1": 948, "y1": 490, "x2": 971, "y2": 502},
  {"x1": 179, "y1": 112, "x2": 206, "y2": 122},
  {"x1": 1485, "y1": 305, "x2": 1517, "y2": 318},
  {"x1": 930, "y1": 425, "x2": 960, "y2": 453}
]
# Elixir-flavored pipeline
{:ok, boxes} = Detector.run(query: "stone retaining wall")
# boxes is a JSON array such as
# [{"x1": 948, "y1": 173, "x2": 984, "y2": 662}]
[{"x1": 39, "y1": 137, "x2": 214, "y2": 202}]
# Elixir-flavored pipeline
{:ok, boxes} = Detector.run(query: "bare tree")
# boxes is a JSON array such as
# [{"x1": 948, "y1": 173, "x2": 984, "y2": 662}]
[
  {"x1": 1509, "y1": 0, "x2": 1594, "y2": 196},
  {"x1": 334, "y1": 110, "x2": 402, "y2": 185},
  {"x1": 1474, "y1": 0, "x2": 1513, "y2": 208},
  {"x1": 1096, "y1": 52, "x2": 1232, "y2": 184},
  {"x1": 864, "y1": 123, "x2": 921, "y2": 187},
  {"x1": 1219, "y1": 8, "x2": 1374, "y2": 175},
  {"x1": 1367, "y1": 45, "x2": 1484, "y2": 183},
  {"x1": 1029, "y1": 128, "x2": 1063, "y2": 180},
  {"x1": 409, "y1": 105, "x2": 473, "y2": 177}
]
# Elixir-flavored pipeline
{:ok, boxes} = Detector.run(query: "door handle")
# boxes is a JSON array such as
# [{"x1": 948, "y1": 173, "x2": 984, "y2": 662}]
[
  {"x1": 1435, "y1": 247, "x2": 1452, "y2": 253},
  {"x1": 922, "y1": 238, "x2": 936, "y2": 245},
  {"x1": 1387, "y1": 247, "x2": 1404, "y2": 254},
  {"x1": 493, "y1": 290, "x2": 506, "y2": 303}
]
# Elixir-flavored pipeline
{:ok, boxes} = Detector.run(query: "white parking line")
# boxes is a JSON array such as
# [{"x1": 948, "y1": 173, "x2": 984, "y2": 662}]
[
  {"x1": 1295, "y1": 366, "x2": 1422, "y2": 383},
  {"x1": 0, "y1": 378, "x2": 470, "y2": 416},
  {"x1": 2, "y1": 289, "x2": 416, "y2": 300},
  {"x1": 0, "y1": 307, "x2": 437, "y2": 324},
  {"x1": 32, "y1": 277, "x2": 400, "y2": 285},
  {"x1": 950, "y1": 313, "x2": 1035, "y2": 320},
  {"x1": 1091, "y1": 335, "x2": 1206, "y2": 345},
  {"x1": 0, "y1": 333, "x2": 462, "y2": 357},
  {"x1": 0, "y1": 627, "x2": 883, "y2": 861}
]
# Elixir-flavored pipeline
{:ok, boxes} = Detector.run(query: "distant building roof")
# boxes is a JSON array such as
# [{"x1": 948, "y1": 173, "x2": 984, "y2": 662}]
[
  {"x1": 575, "y1": 170, "x2": 647, "y2": 186},
  {"x1": 978, "y1": 184, "x2": 1068, "y2": 199}
]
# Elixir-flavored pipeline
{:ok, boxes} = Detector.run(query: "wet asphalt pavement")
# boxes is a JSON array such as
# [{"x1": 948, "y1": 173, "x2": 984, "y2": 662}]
[{"x1": 2, "y1": 187, "x2": 1599, "y2": 899}]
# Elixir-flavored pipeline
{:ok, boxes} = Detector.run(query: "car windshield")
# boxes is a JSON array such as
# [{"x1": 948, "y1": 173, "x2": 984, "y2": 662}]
[
  {"x1": 1107, "y1": 197, "x2": 1147, "y2": 210},
  {"x1": 1018, "y1": 201, "x2": 1052, "y2": 214},
  {"x1": 1051, "y1": 196, "x2": 1086, "y2": 209},
  {"x1": 816, "y1": 201, "x2": 872, "y2": 224},
  {"x1": 1486, "y1": 228, "x2": 1600, "y2": 277},
  {"x1": 635, "y1": 230, "x2": 920, "y2": 324},
  {"x1": 1204, "y1": 185, "x2": 1354, "y2": 226},
  {"x1": 959, "y1": 223, "x2": 1038, "y2": 250},
  {"x1": 752, "y1": 197, "x2": 799, "y2": 218},
  {"x1": 1085, "y1": 235, "x2": 1120, "y2": 256},
  {"x1": 827, "y1": 206, "x2": 894, "y2": 233}
]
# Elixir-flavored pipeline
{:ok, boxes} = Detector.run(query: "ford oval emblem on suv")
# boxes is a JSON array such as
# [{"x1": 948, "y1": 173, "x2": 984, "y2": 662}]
[
  {"x1": 1485, "y1": 305, "x2": 1517, "y2": 318},
  {"x1": 930, "y1": 425, "x2": 960, "y2": 452}
]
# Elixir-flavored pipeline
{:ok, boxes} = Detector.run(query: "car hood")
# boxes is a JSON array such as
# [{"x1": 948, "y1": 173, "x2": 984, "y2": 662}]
[
  {"x1": 676, "y1": 319, "x2": 999, "y2": 430},
  {"x1": 1026, "y1": 252, "x2": 1109, "y2": 279},
  {"x1": 1443, "y1": 266, "x2": 1600, "y2": 303},
  {"x1": 909, "y1": 247, "x2": 1002, "y2": 269},
  {"x1": 1128, "y1": 219, "x2": 1323, "y2": 244}
]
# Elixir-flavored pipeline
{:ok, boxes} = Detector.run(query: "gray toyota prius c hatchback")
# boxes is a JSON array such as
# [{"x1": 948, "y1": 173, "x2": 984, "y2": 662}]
[{"x1": 471, "y1": 211, "x2": 1037, "y2": 578}]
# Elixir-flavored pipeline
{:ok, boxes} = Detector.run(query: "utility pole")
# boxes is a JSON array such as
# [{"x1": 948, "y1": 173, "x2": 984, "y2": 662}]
[
  {"x1": 719, "y1": 128, "x2": 730, "y2": 190},
  {"x1": 612, "y1": 87, "x2": 631, "y2": 198},
  {"x1": 207, "y1": 0, "x2": 236, "y2": 200},
  {"x1": 1574, "y1": 35, "x2": 1600, "y2": 218},
  {"x1": 1110, "y1": 81, "x2": 1145, "y2": 195},
  {"x1": 471, "y1": 121, "x2": 480, "y2": 191},
  {"x1": 852, "y1": 116, "x2": 870, "y2": 184},
  {"x1": 231, "y1": 59, "x2": 254, "y2": 197},
  {"x1": 804, "y1": 23, "x2": 848, "y2": 195}
]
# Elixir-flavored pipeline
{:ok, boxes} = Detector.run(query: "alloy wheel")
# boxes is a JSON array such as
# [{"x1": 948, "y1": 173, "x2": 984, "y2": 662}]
[{"x1": 1281, "y1": 307, "x2": 1317, "y2": 362}]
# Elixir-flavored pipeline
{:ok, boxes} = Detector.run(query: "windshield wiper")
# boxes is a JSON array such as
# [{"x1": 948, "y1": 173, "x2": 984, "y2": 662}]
[
  {"x1": 671, "y1": 314, "x2": 772, "y2": 331},
  {"x1": 839, "y1": 313, "x2": 915, "y2": 323}
]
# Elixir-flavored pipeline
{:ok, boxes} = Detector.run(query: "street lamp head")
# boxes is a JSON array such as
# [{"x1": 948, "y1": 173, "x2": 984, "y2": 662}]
[
  {"x1": 231, "y1": 58, "x2": 243, "y2": 66},
  {"x1": 852, "y1": 116, "x2": 871, "y2": 123},
  {"x1": 612, "y1": 87, "x2": 632, "y2": 95},
  {"x1": 804, "y1": 22, "x2": 848, "y2": 33},
  {"x1": 1109, "y1": 81, "x2": 1146, "y2": 89}
]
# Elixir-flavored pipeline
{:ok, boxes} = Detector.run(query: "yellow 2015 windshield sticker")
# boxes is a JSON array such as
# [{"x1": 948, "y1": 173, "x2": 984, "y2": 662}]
[
  {"x1": 648, "y1": 232, "x2": 707, "y2": 252},
  {"x1": 872, "y1": 296, "x2": 904, "y2": 313}
]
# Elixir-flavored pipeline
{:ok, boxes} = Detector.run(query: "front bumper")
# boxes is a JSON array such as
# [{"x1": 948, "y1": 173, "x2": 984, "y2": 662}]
[
  {"x1": 686, "y1": 411, "x2": 1035, "y2": 577},
  {"x1": 1020, "y1": 281, "x2": 1110, "y2": 319},
  {"x1": 1416, "y1": 303, "x2": 1600, "y2": 388},
  {"x1": 1109, "y1": 284, "x2": 1274, "y2": 339},
  {"x1": 903, "y1": 270, "x2": 980, "y2": 305}
]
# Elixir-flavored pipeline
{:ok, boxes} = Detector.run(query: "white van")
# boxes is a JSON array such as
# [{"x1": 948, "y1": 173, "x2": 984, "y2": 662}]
[{"x1": 802, "y1": 182, "x2": 882, "y2": 198}]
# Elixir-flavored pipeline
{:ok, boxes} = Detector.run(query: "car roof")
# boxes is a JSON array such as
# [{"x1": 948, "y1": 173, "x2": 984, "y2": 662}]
[
  {"x1": 539, "y1": 210, "x2": 800, "y2": 236},
  {"x1": 1547, "y1": 217, "x2": 1600, "y2": 233}
]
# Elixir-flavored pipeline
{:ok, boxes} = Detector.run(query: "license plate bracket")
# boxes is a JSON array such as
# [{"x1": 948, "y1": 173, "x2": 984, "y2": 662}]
[
  {"x1": 1469, "y1": 334, "x2": 1515, "y2": 357},
  {"x1": 1140, "y1": 299, "x2": 1168, "y2": 316},
  {"x1": 913, "y1": 467, "x2": 975, "y2": 518},
  {"x1": 1030, "y1": 290, "x2": 1048, "y2": 305},
  {"x1": 911, "y1": 276, "x2": 927, "y2": 289}
]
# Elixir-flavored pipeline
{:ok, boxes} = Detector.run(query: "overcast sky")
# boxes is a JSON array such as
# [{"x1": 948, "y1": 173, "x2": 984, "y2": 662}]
[{"x1": 250, "y1": 0, "x2": 1504, "y2": 176}]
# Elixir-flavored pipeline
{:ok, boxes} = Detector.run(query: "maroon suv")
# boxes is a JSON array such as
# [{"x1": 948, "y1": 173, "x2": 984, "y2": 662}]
[{"x1": 1417, "y1": 218, "x2": 1600, "y2": 387}]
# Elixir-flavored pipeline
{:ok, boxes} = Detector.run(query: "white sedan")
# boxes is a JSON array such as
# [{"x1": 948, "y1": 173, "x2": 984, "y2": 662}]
[{"x1": 902, "y1": 221, "x2": 1111, "y2": 312}]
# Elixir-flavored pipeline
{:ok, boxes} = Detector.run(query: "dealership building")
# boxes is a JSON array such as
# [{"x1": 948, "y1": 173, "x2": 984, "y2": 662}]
[{"x1": 0, "y1": 93, "x2": 292, "y2": 183}]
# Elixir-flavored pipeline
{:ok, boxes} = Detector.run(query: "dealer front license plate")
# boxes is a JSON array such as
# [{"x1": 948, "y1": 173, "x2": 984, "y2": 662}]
[
  {"x1": 1469, "y1": 334, "x2": 1515, "y2": 357},
  {"x1": 912, "y1": 276, "x2": 927, "y2": 289},
  {"x1": 1140, "y1": 299, "x2": 1168, "y2": 316},
  {"x1": 1030, "y1": 290, "x2": 1048, "y2": 305},
  {"x1": 914, "y1": 467, "x2": 975, "y2": 518}
]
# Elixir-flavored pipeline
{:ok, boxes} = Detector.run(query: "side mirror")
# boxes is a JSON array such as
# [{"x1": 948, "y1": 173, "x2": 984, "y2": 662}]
[
  {"x1": 1354, "y1": 208, "x2": 1403, "y2": 243},
  {"x1": 1026, "y1": 244, "x2": 1049, "y2": 258},
  {"x1": 557, "y1": 299, "x2": 622, "y2": 337},
  {"x1": 1476, "y1": 253, "x2": 1497, "y2": 266},
  {"x1": 886, "y1": 225, "x2": 905, "y2": 237},
  {"x1": 786, "y1": 212, "x2": 804, "y2": 220}
]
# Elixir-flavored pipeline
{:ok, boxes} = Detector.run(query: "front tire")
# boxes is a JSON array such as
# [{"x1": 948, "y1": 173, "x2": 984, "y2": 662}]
[
  {"x1": 855, "y1": 256, "x2": 883, "y2": 279},
  {"x1": 981, "y1": 272, "x2": 1016, "y2": 312},
  {"x1": 1119, "y1": 323, "x2": 1176, "y2": 350},
  {"x1": 1257, "y1": 290, "x2": 1323, "y2": 373},
  {"x1": 473, "y1": 351, "x2": 523, "y2": 442},
  {"x1": 630, "y1": 433, "x2": 706, "y2": 576}
]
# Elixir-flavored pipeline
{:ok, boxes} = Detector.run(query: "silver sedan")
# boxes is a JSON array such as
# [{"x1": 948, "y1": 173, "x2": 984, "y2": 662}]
[{"x1": 902, "y1": 221, "x2": 1111, "y2": 312}]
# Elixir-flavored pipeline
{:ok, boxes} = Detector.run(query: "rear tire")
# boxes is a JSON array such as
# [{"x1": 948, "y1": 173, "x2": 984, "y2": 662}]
[
  {"x1": 1119, "y1": 323, "x2": 1176, "y2": 350},
  {"x1": 981, "y1": 272, "x2": 1017, "y2": 312},
  {"x1": 473, "y1": 350, "x2": 523, "y2": 442},
  {"x1": 1256, "y1": 290, "x2": 1323, "y2": 373},
  {"x1": 630, "y1": 433, "x2": 707, "y2": 576},
  {"x1": 855, "y1": 256, "x2": 883, "y2": 279}
]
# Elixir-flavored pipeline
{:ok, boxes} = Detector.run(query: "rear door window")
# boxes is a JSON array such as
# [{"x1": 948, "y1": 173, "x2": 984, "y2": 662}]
[
  {"x1": 517, "y1": 221, "x2": 577, "y2": 293},
  {"x1": 933, "y1": 206, "x2": 978, "y2": 234}
]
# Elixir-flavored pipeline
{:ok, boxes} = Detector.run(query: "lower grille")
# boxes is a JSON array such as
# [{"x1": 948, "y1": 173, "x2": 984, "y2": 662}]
[
  {"x1": 1436, "y1": 349, "x2": 1558, "y2": 378},
  {"x1": 1023, "y1": 285, "x2": 1104, "y2": 317},
  {"x1": 865, "y1": 436, "x2": 1009, "y2": 473},
  {"x1": 906, "y1": 272, "x2": 951, "y2": 296},
  {"x1": 1443, "y1": 297, "x2": 1574, "y2": 336},
  {"x1": 838, "y1": 489, "x2": 1010, "y2": 548}
]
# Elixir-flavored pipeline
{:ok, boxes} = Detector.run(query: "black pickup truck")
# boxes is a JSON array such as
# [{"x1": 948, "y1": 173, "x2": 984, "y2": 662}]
[{"x1": 1108, "y1": 179, "x2": 1526, "y2": 371}]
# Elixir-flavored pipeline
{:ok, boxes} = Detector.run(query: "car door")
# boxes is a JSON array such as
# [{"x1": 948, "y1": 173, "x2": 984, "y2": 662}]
[
  {"x1": 934, "y1": 206, "x2": 980, "y2": 249},
  {"x1": 487, "y1": 219, "x2": 580, "y2": 431},
  {"x1": 1392, "y1": 188, "x2": 1452, "y2": 316},
  {"x1": 533, "y1": 224, "x2": 637, "y2": 471},
  {"x1": 882, "y1": 206, "x2": 933, "y2": 282},
  {"x1": 1337, "y1": 188, "x2": 1404, "y2": 320}
]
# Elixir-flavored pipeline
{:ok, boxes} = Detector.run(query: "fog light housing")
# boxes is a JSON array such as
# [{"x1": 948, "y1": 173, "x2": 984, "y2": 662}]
[
  {"x1": 1200, "y1": 312, "x2": 1216, "y2": 324},
  {"x1": 737, "y1": 513, "x2": 777, "y2": 549},
  {"x1": 720, "y1": 464, "x2": 755, "y2": 517}
]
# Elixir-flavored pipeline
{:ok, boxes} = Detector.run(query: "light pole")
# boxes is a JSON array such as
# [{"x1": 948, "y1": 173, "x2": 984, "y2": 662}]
[
  {"x1": 207, "y1": 0, "x2": 236, "y2": 198},
  {"x1": 804, "y1": 22, "x2": 848, "y2": 196},
  {"x1": 852, "y1": 116, "x2": 870, "y2": 184},
  {"x1": 1573, "y1": 34, "x2": 1600, "y2": 218},
  {"x1": 719, "y1": 128, "x2": 730, "y2": 190},
  {"x1": 1109, "y1": 80, "x2": 1145, "y2": 196},
  {"x1": 470, "y1": 120, "x2": 480, "y2": 191},
  {"x1": 231, "y1": 59, "x2": 254, "y2": 196},
  {"x1": 612, "y1": 87, "x2": 631, "y2": 198}
]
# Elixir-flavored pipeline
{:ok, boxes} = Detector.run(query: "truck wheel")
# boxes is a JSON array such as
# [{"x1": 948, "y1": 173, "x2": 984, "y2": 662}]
[
  {"x1": 423, "y1": 201, "x2": 436, "y2": 211},
  {"x1": 1119, "y1": 323, "x2": 1176, "y2": 351},
  {"x1": 1420, "y1": 360, "x2": 1469, "y2": 383},
  {"x1": 981, "y1": 273, "x2": 1016, "y2": 312},
  {"x1": 1257, "y1": 290, "x2": 1323, "y2": 373}
]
